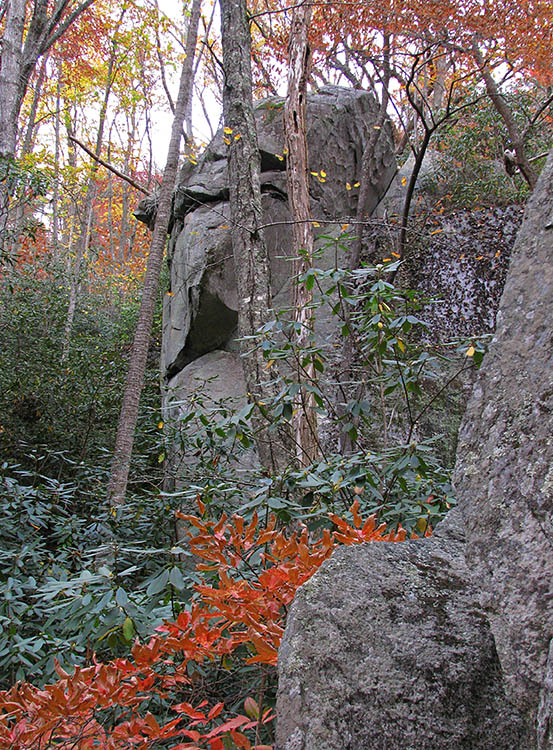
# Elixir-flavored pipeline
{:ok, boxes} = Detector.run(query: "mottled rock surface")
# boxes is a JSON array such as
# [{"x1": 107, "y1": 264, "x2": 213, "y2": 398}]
[
  {"x1": 161, "y1": 86, "x2": 396, "y2": 381},
  {"x1": 276, "y1": 151, "x2": 553, "y2": 748},
  {"x1": 454, "y1": 151, "x2": 553, "y2": 746},
  {"x1": 276, "y1": 514, "x2": 528, "y2": 750}
]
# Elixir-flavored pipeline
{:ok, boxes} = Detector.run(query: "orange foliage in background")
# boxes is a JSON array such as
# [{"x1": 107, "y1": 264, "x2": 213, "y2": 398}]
[{"x1": 0, "y1": 501, "x2": 429, "y2": 750}]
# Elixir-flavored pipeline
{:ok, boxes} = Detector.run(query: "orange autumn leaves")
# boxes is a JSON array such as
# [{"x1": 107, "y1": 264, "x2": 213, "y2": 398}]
[
  {"x1": 0, "y1": 501, "x2": 428, "y2": 749},
  {"x1": 175, "y1": 498, "x2": 416, "y2": 666}
]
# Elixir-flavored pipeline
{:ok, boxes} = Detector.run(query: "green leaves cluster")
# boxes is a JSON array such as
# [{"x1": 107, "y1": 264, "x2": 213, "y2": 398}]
[{"x1": 164, "y1": 241, "x2": 482, "y2": 533}]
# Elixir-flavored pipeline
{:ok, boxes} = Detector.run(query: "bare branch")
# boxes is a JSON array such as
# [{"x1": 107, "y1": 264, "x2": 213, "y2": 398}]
[{"x1": 68, "y1": 135, "x2": 149, "y2": 194}]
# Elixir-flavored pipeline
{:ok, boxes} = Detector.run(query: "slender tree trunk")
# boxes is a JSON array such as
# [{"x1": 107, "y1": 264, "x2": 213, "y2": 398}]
[
  {"x1": 0, "y1": 0, "x2": 96, "y2": 255},
  {"x1": 220, "y1": 0, "x2": 286, "y2": 474},
  {"x1": 20, "y1": 54, "x2": 48, "y2": 157},
  {"x1": 352, "y1": 34, "x2": 391, "y2": 269},
  {"x1": 62, "y1": 50, "x2": 117, "y2": 358},
  {"x1": 107, "y1": 0, "x2": 202, "y2": 506},
  {"x1": 284, "y1": 0, "x2": 318, "y2": 466},
  {"x1": 52, "y1": 61, "x2": 62, "y2": 256},
  {"x1": 0, "y1": 0, "x2": 96, "y2": 160},
  {"x1": 0, "y1": 0, "x2": 26, "y2": 159},
  {"x1": 62, "y1": 104, "x2": 78, "y2": 265},
  {"x1": 0, "y1": 0, "x2": 26, "y2": 248},
  {"x1": 472, "y1": 43, "x2": 537, "y2": 189},
  {"x1": 336, "y1": 36, "x2": 392, "y2": 453}
]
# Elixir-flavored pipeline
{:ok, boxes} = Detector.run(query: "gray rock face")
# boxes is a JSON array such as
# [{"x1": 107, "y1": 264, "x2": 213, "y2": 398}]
[
  {"x1": 454, "y1": 151, "x2": 553, "y2": 745},
  {"x1": 403, "y1": 204, "x2": 523, "y2": 340},
  {"x1": 161, "y1": 86, "x2": 396, "y2": 382},
  {"x1": 276, "y1": 518, "x2": 528, "y2": 750},
  {"x1": 276, "y1": 151, "x2": 553, "y2": 749}
]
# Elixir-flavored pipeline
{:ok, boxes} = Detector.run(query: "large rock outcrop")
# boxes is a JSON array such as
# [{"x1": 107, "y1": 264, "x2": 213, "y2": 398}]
[
  {"x1": 160, "y1": 86, "x2": 396, "y2": 381},
  {"x1": 454, "y1": 150, "x2": 553, "y2": 743},
  {"x1": 138, "y1": 86, "x2": 522, "y2": 489},
  {"x1": 276, "y1": 151, "x2": 553, "y2": 748}
]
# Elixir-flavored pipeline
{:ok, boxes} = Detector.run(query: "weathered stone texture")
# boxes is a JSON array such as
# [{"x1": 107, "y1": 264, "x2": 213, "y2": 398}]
[
  {"x1": 160, "y1": 86, "x2": 396, "y2": 383},
  {"x1": 276, "y1": 514, "x2": 528, "y2": 749},
  {"x1": 276, "y1": 151, "x2": 553, "y2": 748},
  {"x1": 453, "y1": 150, "x2": 553, "y2": 743}
]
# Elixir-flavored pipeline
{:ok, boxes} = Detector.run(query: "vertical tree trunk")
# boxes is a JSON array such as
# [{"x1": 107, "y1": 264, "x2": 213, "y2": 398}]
[
  {"x1": 107, "y1": 0, "x2": 202, "y2": 506},
  {"x1": 220, "y1": 0, "x2": 286, "y2": 473},
  {"x1": 472, "y1": 43, "x2": 537, "y2": 189},
  {"x1": 284, "y1": 0, "x2": 319, "y2": 466},
  {"x1": 52, "y1": 61, "x2": 62, "y2": 256},
  {"x1": 20, "y1": 54, "x2": 48, "y2": 157},
  {"x1": 0, "y1": 0, "x2": 26, "y2": 248},
  {"x1": 62, "y1": 48, "x2": 117, "y2": 358},
  {"x1": 0, "y1": 0, "x2": 26, "y2": 159}
]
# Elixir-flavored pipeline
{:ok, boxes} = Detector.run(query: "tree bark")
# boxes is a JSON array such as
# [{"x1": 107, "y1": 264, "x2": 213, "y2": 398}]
[
  {"x1": 284, "y1": 0, "x2": 319, "y2": 467},
  {"x1": 62, "y1": 45, "x2": 117, "y2": 359},
  {"x1": 107, "y1": 0, "x2": 202, "y2": 506},
  {"x1": 220, "y1": 0, "x2": 286, "y2": 473},
  {"x1": 472, "y1": 43, "x2": 537, "y2": 189},
  {"x1": 0, "y1": 0, "x2": 96, "y2": 159},
  {"x1": 0, "y1": 0, "x2": 96, "y2": 252}
]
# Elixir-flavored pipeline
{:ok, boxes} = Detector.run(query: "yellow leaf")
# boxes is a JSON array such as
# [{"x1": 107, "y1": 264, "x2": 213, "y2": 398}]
[
  {"x1": 430, "y1": 228, "x2": 443, "y2": 235},
  {"x1": 354, "y1": 181, "x2": 360, "y2": 187},
  {"x1": 377, "y1": 321, "x2": 384, "y2": 329},
  {"x1": 416, "y1": 517, "x2": 428, "y2": 533},
  {"x1": 165, "y1": 291, "x2": 174, "y2": 296},
  {"x1": 320, "y1": 170, "x2": 326, "y2": 177},
  {"x1": 466, "y1": 346, "x2": 475, "y2": 357},
  {"x1": 265, "y1": 359, "x2": 275, "y2": 369},
  {"x1": 275, "y1": 153, "x2": 284, "y2": 161},
  {"x1": 310, "y1": 171, "x2": 318, "y2": 176},
  {"x1": 282, "y1": 146, "x2": 289, "y2": 155},
  {"x1": 475, "y1": 255, "x2": 484, "y2": 260},
  {"x1": 158, "y1": 421, "x2": 164, "y2": 429},
  {"x1": 223, "y1": 136, "x2": 231, "y2": 145},
  {"x1": 341, "y1": 223, "x2": 349, "y2": 231},
  {"x1": 223, "y1": 126, "x2": 233, "y2": 134},
  {"x1": 401, "y1": 176, "x2": 407, "y2": 186},
  {"x1": 318, "y1": 177, "x2": 326, "y2": 182},
  {"x1": 391, "y1": 251, "x2": 401, "y2": 258},
  {"x1": 397, "y1": 338, "x2": 405, "y2": 352},
  {"x1": 382, "y1": 257, "x2": 392, "y2": 262},
  {"x1": 346, "y1": 182, "x2": 352, "y2": 190},
  {"x1": 234, "y1": 134, "x2": 241, "y2": 140},
  {"x1": 312, "y1": 221, "x2": 320, "y2": 227}
]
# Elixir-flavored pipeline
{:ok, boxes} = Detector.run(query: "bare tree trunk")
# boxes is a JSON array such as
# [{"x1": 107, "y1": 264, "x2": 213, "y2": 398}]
[
  {"x1": 472, "y1": 43, "x2": 537, "y2": 189},
  {"x1": 284, "y1": 0, "x2": 319, "y2": 467},
  {"x1": 0, "y1": 0, "x2": 26, "y2": 159},
  {"x1": 20, "y1": 54, "x2": 48, "y2": 156},
  {"x1": 0, "y1": 0, "x2": 26, "y2": 248},
  {"x1": 220, "y1": 0, "x2": 286, "y2": 474},
  {"x1": 107, "y1": 0, "x2": 202, "y2": 506},
  {"x1": 0, "y1": 0, "x2": 96, "y2": 254},
  {"x1": 62, "y1": 48, "x2": 117, "y2": 358},
  {"x1": 52, "y1": 61, "x2": 62, "y2": 257},
  {"x1": 0, "y1": 0, "x2": 96, "y2": 160},
  {"x1": 351, "y1": 34, "x2": 392, "y2": 269},
  {"x1": 336, "y1": 36, "x2": 393, "y2": 453}
]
